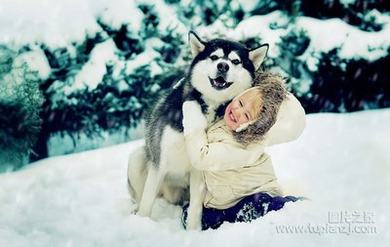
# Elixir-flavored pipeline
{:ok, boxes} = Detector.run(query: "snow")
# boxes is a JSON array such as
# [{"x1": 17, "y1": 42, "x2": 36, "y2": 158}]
[
  {"x1": 1, "y1": 1, "x2": 388, "y2": 101},
  {"x1": 47, "y1": 124, "x2": 144, "y2": 157},
  {"x1": 238, "y1": 0, "x2": 260, "y2": 12},
  {"x1": 0, "y1": 0, "x2": 186, "y2": 49},
  {"x1": 67, "y1": 40, "x2": 119, "y2": 92},
  {"x1": 124, "y1": 38, "x2": 162, "y2": 76},
  {"x1": 232, "y1": 11, "x2": 288, "y2": 57},
  {"x1": 219, "y1": 10, "x2": 390, "y2": 95},
  {"x1": 0, "y1": 0, "x2": 101, "y2": 48},
  {"x1": 93, "y1": 0, "x2": 143, "y2": 32},
  {"x1": 149, "y1": 0, "x2": 187, "y2": 34},
  {"x1": 340, "y1": 0, "x2": 356, "y2": 7},
  {"x1": 204, "y1": 10, "x2": 389, "y2": 63},
  {"x1": 0, "y1": 2, "x2": 389, "y2": 244},
  {"x1": 12, "y1": 50, "x2": 51, "y2": 80},
  {"x1": 0, "y1": 0, "x2": 145, "y2": 48},
  {"x1": 0, "y1": 49, "x2": 49, "y2": 101},
  {"x1": 296, "y1": 15, "x2": 390, "y2": 61},
  {"x1": 3, "y1": 1, "x2": 387, "y2": 63},
  {"x1": 1, "y1": 109, "x2": 389, "y2": 246}
]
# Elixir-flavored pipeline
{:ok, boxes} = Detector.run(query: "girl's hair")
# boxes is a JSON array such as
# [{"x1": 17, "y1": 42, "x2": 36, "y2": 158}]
[{"x1": 232, "y1": 71, "x2": 288, "y2": 145}]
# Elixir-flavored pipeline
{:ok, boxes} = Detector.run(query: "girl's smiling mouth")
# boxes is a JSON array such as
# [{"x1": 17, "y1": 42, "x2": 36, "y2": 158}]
[{"x1": 229, "y1": 111, "x2": 236, "y2": 123}]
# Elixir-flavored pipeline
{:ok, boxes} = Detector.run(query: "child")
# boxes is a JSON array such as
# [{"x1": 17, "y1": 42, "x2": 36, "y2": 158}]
[{"x1": 181, "y1": 72, "x2": 306, "y2": 230}]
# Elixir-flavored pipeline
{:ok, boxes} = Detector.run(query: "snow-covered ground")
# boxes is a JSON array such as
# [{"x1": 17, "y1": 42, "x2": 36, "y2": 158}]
[{"x1": 0, "y1": 109, "x2": 389, "y2": 247}]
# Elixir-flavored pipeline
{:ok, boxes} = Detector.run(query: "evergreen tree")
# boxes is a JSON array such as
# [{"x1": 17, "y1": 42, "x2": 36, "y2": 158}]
[
  {"x1": 0, "y1": 47, "x2": 43, "y2": 171},
  {"x1": 299, "y1": 48, "x2": 390, "y2": 113},
  {"x1": 30, "y1": 33, "x2": 106, "y2": 161},
  {"x1": 1, "y1": 0, "x2": 385, "y2": 164}
]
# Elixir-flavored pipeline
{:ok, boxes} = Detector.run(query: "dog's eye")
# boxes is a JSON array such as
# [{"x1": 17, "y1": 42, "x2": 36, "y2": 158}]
[
  {"x1": 210, "y1": 55, "x2": 219, "y2": 61},
  {"x1": 232, "y1": 59, "x2": 241, "y2": 65}
]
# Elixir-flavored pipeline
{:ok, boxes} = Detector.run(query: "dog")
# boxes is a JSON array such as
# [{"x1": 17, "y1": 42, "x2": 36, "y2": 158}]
[{"x1": 127, "y1": 31, "x2": 269, "y2": 229}]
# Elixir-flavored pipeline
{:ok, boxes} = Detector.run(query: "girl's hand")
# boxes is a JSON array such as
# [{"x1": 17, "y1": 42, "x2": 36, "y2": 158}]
[{"x1": 182, "y1": 101, "x2": 207, "y2": 136}]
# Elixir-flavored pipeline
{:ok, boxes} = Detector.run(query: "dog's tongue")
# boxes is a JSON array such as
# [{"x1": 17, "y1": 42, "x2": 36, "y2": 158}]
[{"x1": 215, "y1": 76, "x2": 225, "y2": 84}]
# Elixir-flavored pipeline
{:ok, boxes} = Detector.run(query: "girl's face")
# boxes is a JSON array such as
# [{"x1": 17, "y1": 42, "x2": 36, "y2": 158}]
[{"x1": 224, "y1": 89, "x2": 262, "y2": 131}]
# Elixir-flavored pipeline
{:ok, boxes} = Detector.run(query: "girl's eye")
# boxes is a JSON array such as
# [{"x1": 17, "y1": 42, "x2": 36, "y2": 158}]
[
  {"x1": 239, "y1": 100, "x2": 243, "y2": 107},
  {"x1": 210, "y1": 55, "x2": 218, "y2": 61},
  {"x1": 232, "y1": 59, "x2": 241, "y2": 65},
  {"x1": 245, "y1": 113, "x2": 250, "y2": 120}
]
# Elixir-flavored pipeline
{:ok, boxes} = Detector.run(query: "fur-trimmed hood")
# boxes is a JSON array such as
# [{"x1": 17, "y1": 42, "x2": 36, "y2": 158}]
[{"x1": 232, "y1": 71, "x2": 288, "y2": 145}]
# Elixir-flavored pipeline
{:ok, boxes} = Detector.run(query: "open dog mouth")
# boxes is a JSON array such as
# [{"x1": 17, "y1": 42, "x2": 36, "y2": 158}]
[{"x1": 208, "y1": 76, "x2": 233, "y2": 90}]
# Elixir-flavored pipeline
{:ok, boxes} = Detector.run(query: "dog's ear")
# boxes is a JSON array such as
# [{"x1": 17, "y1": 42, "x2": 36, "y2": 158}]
[
  {"x1": 188, "y1": 31, "x2": 205, "y2": 57},
  {"x1": 249, "y1": 44, "x2": 269, "y2": 70}
]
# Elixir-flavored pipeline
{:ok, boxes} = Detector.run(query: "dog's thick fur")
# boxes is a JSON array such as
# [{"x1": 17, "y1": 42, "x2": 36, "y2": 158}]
[{"x1": 127, "y1": 31, "x2": 269, "y2": 230}]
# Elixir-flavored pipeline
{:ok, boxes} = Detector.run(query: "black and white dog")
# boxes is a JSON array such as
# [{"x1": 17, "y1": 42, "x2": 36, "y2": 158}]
[{"x1": 127, "y1": 31, "x2": 268, "y2": 229}]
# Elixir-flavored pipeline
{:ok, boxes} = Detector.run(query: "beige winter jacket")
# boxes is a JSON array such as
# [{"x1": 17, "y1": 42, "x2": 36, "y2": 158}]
[{"x1": 184, "y1": 93, "x2": 306, "y2": 209}]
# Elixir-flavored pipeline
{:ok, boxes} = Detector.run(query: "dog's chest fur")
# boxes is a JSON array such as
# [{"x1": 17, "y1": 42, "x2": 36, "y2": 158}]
[
  {"x1": 157, "y1": 97, "x2": 223, "y2": 187},
  {"x1": 157, "y1": 125, "x2": 194, "y2": 189}
]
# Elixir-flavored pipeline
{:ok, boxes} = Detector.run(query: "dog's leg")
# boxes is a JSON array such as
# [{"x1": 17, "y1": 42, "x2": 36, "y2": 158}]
[
  {"x1": 160, "y1": 184, "x2": 186, "y2": 205},
  {"x1": 127, "y1": 146, "x2": 148, "y2": 205},
  {"x1": 186, "y1": 169, "x2": 206, "y2": 230},
  {"x1": 137, "y1": 164, "x2": 166, "y2": 217}
]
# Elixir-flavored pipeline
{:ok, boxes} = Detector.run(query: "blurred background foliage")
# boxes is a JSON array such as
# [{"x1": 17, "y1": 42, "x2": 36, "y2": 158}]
[{"x1": 0, "y1": 0, "x2": 389, "y2": 170}]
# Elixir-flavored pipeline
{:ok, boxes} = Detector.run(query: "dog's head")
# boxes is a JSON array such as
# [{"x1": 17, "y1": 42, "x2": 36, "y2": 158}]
[{"x1": 188, "y1": 31, "x2": 269, "y2": 104}]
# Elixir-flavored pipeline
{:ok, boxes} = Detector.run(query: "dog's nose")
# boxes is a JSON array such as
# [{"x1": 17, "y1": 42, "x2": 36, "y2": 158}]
[{"x1": 217, "y1": 62, "x2": 229, "y2": 73}]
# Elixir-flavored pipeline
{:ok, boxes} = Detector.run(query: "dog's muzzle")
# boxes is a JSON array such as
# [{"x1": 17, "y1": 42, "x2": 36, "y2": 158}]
[{"x1": 208, "y1": 76, "x2": 233, "y2": 90}]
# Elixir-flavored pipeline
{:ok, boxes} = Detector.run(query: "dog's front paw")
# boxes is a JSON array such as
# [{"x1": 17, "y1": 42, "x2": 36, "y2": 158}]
[{"x1": 136, "y1": 210, "x2": 147, "y2": 217}]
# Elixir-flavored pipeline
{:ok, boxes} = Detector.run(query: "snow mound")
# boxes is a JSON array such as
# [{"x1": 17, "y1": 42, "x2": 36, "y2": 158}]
[{"x1": 0, "y1": 109, "x2": 389, "y2": 247}]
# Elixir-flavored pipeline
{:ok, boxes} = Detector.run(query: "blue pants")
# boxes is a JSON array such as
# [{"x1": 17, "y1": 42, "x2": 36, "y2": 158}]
[{"x1": 182, "y1": 192, "x2": 301, "y2": 230}]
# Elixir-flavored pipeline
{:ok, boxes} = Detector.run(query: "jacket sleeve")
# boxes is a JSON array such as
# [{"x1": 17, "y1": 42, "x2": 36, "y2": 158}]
[
  {"x1": 262, "y1": 93, "x2": 306, "y2": 146},
  {"x1": 184, "y1": 130, "x2": 264, "y2": 171}
]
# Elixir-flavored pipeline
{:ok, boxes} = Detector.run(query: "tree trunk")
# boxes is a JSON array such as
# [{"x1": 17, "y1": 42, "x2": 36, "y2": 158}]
[{"x1": 29, "y1": 130, "x2": 49, "y2": 162}]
